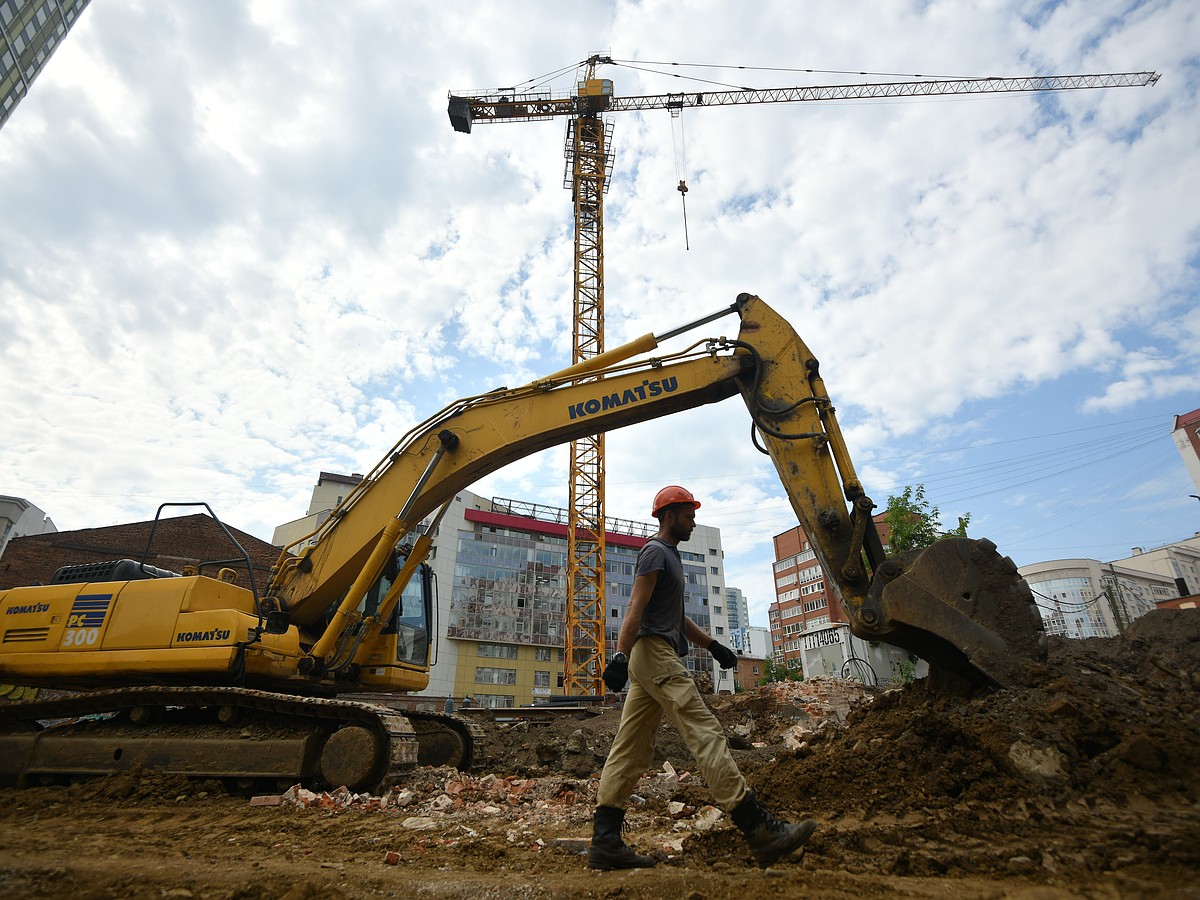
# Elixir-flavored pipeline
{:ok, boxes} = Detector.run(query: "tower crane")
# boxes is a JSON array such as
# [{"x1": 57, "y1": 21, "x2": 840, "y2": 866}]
[{"x1": 447, "y1": 57, "x2": 1159, "y2": 697}]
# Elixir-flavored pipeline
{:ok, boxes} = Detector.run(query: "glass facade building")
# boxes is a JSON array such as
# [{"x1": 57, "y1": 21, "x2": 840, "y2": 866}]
[
  {"x1": 443, "y1": 499, "x2": 724, "y2": 706},
  {"x1": 1, "y1": 0, "x2": 91, "y2": 129}
]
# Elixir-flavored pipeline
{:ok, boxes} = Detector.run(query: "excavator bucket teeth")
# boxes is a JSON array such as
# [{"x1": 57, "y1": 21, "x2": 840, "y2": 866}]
[{"x1": 860, "y1": 538, "x2": 1047, "y2": 688}]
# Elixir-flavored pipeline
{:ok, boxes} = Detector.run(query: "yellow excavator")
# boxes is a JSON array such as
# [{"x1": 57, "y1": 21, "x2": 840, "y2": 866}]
[{"x1": 0, "y1": 293, "x2": 1046, "y2": 791}]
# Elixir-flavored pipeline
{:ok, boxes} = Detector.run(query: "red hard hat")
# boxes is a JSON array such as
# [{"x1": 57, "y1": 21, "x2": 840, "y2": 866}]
[{"x1": 651, "y1": 485, "x2": 701, "y2": 517}]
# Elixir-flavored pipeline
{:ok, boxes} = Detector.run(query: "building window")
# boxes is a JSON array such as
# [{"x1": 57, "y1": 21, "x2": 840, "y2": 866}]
[
  {"x1": 477, "y1": 643, "x2": 518, "y2": 659},
  {"x1": 533, "y1": 671, "x2": 551, "y2": 687},
  {"x1": 475, "y1": 667, "x2": 517, "y2": 685},
  {"x1": 474, "y1": 693, "x2": 515, "y2": 708},
  {"x1": 534, "y1": 647, "x2": 551, "y2": 661}
]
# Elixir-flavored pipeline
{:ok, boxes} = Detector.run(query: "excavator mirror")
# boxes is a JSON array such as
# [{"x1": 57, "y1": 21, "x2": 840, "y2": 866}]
[{"x1": 263, "y1": 610, "x2": 291, "y2": 635}]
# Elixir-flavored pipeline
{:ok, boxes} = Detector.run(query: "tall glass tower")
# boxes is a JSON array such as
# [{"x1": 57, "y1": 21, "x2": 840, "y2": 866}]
[{"x1": 0, "y1": 0, "x2": 91, "y2": 129}]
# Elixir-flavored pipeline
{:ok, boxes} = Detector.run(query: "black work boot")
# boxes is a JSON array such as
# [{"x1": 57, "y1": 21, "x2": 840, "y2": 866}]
[
  {"x1": 587, "y1": 805, "x2": 656, "y2": 870},
  {"x1": 730, "y1": 791, "x2": 816, "y2": 868}
]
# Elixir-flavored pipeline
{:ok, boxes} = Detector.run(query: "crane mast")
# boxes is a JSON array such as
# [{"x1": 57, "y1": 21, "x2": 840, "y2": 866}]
[
  {"x1": 447, "y1": 57, "x2": 1158, "y2": 699},
  {"x1": 562, "y1": 56, "x2": 613, "y2": 695}
]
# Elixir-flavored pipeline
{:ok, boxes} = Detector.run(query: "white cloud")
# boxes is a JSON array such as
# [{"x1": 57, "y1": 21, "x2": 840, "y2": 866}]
[{"x1": 2, "y1": 0, "x2": 1198, "y2": 625}]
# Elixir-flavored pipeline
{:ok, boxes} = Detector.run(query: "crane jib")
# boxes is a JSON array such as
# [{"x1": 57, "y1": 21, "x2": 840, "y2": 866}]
[{"x1": 449, "y1": 71, "x2": 1158, "y2": 130}]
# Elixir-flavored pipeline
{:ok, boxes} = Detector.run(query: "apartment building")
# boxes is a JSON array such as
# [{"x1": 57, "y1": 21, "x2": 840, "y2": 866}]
[{"x1": 767, "y1": 519, "x2": 920, "y2": 685}]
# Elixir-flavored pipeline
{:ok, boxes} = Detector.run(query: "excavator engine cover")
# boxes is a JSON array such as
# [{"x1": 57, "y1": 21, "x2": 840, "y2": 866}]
[{"x1": 860, "y1": 538, "x2": 1047, "y2": 688}]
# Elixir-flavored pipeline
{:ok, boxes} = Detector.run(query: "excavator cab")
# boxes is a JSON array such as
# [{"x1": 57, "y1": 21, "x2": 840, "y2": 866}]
[
  {"x1": 361, "y1": 557, "x2": 433, "y2": 669},
  {"x1": 345, "y1": 551, "x2": 436, "y2": 688}
]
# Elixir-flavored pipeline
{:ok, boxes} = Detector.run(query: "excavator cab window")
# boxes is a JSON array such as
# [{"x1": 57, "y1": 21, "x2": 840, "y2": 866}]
[
  {"x1": 349, "y1": 552, "x2": 432, "y2": 667},
  {"x1": 394, "y1": 563, "x2": 432, "y2": 668}
]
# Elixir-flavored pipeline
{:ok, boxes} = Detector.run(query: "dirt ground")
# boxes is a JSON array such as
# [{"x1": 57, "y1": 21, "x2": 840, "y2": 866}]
[{"x1": 1, "y1": 609, "x2": 1198, "y2": 899}]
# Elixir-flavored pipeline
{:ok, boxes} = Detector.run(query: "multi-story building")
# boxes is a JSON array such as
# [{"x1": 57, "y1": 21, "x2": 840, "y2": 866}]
[
  {"x1": 275, "y1": 481, "x2": 729, "y2": 707},
  {"x1": 1173, "y1": 407, "x2": 1200, "y2": 492},
  {"x1": 1, "y1": 0, "x2": 91, "y2": 129},
  {"x1": 769, "y1": 524, "x2": 833, "y2": 673},
  {"x1": 1115, "y1": 536, "x2": 1200, "y2": 598},
  {"x1": 0, "y1": 495, "x2": 55, "y2": 560},
  {"x1": 767, "y1": 518, "x2": 920, "y2": 684},
  {"x1": 724, "y1": 586, "x2": 749, "y2": 634},
  {"x1": 271, "y1": 472, "x2": 364, "y2": 552},
  {"x1": 1020, "y1": 535, "x2": 1200, "y2": 639}
]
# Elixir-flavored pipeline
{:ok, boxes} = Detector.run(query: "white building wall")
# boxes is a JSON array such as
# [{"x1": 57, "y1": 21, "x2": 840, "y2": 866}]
[
  {"x1": 745, "y1": 626, "x2": 771, "y2": 658},
  {"x1": 1172, "y1": 414, "x2": 1200, "y2": 492},
  {"x1": 0, "y1": 495, "x2": 56, "y2": 559},
  {"x1": 1112, "y1": 535, "x2": 1200, "y2": 598},
  {"x1": 798, "y1": 623, "x2": 928, "y2": 685},
  {"x1": 683, "y1": 521, "x2": 727, "y2": 688},
  {"x1": 416, "y1": 489, "x2": 486, "y2": 699}
]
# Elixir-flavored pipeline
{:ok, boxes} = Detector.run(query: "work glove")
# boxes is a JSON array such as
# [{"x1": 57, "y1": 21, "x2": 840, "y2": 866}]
[
  {"x1": 602, "y1": 652, "x2": 629, "y2": 692},
  {"x1": 708, "y1": 639, "x2": 738, "y2": 669}
]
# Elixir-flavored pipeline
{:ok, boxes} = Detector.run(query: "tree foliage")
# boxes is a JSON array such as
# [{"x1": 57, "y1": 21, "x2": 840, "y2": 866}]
[
  {"x1": 756, "y1": 656, "x2": 804, "y2": 685},
  {"x1": 882, "y1": 484, "x2": 971, "y2": 555}
]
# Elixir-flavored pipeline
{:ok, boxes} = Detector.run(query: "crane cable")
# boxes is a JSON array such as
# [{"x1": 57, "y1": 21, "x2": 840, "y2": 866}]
[{"x1": 670, "y1": 108, "x2": 690, "y2": 249}]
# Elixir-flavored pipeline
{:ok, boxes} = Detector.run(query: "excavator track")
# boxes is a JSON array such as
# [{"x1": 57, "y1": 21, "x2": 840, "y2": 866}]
[
  {"x1": 406, "y1": 711, "x2": 494, "y2": 771},
  {"x1": 336, "y1": 692, "x2": 495, "y2": 772},
  {"x1": 0, "y1": 686, "x2": 421, "y2": 792}
]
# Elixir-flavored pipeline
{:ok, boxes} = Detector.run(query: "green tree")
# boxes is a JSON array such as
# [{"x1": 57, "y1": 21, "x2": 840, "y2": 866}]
[
  {"x1": 756, "y1": 656, "x2": 804, "y2": 685},
  {"x1": 882, "y1": 484, "x2": 971, "y2": 555}
]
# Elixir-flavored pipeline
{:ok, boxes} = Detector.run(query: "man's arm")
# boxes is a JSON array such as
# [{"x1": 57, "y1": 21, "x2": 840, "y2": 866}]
[{"x1": 616, "y1": 571, "x2": 658, "y2": 655}]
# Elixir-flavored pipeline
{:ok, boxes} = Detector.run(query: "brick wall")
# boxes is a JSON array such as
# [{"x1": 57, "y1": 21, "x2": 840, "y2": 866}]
[{"x1": 0, "y1": 514, "x2": 282, "y2": 595}]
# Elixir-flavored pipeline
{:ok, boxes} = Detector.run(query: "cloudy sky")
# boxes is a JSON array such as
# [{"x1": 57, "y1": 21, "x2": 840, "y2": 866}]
[{"x1": 2, "y1": 0, "x2": 1197, "y2": 627}]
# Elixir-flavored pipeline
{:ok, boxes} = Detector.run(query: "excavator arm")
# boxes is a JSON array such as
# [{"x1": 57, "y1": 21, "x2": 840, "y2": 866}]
[{"x1": 271, "y1": 293, "x2": 1044, "y2": 687}]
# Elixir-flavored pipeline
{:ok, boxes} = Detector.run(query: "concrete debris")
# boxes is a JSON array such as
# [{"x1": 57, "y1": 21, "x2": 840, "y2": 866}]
[{"x1": 251, "y1": 678, "x2": 883, "y2": 836}]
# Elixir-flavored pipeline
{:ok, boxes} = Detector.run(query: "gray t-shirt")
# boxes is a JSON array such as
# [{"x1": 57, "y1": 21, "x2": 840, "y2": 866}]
[{"x1": 634, "y1": 537, "x2": 688, "y2": 656}]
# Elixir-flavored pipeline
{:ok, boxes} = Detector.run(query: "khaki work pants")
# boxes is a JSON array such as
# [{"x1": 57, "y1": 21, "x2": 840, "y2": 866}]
[{"x1": 596, "y1": 636, "x2": 748, "y2": 811}]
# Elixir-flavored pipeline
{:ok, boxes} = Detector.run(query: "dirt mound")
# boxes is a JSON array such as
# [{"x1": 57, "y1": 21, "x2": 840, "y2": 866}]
[{"x1": 3, "y1": 610, "x2": 1198, "y2": 897}]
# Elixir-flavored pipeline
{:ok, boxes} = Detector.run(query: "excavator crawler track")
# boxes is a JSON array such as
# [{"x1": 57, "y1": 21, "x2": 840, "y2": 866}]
[{"x1": 0, "y1": 686, "x2": 420, "y2": 792}]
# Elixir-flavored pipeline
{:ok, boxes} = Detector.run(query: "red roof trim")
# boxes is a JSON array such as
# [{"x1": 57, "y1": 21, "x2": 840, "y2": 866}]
[
  {"x1": 464, "y1": 507, "x2": 650, "y2": 549},
  {"x1": 1174, "y1": 408, "x2": 1200, "y2": 430}
]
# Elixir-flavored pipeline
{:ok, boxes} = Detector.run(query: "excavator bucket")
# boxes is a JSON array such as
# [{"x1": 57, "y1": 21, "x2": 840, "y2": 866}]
[{"x1": 857, "y1": 537, "x2": 1047, "y2": 688}]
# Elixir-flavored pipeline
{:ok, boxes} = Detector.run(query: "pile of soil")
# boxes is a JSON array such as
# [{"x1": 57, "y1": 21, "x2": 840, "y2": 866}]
[{"x1": 0, "y1": 609, "x2": 1197, "y2": 899}]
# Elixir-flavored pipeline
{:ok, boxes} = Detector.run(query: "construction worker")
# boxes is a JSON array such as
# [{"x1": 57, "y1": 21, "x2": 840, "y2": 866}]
[{"x1": 588, "y1": 485, "x2": 816, "y2": 871}]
